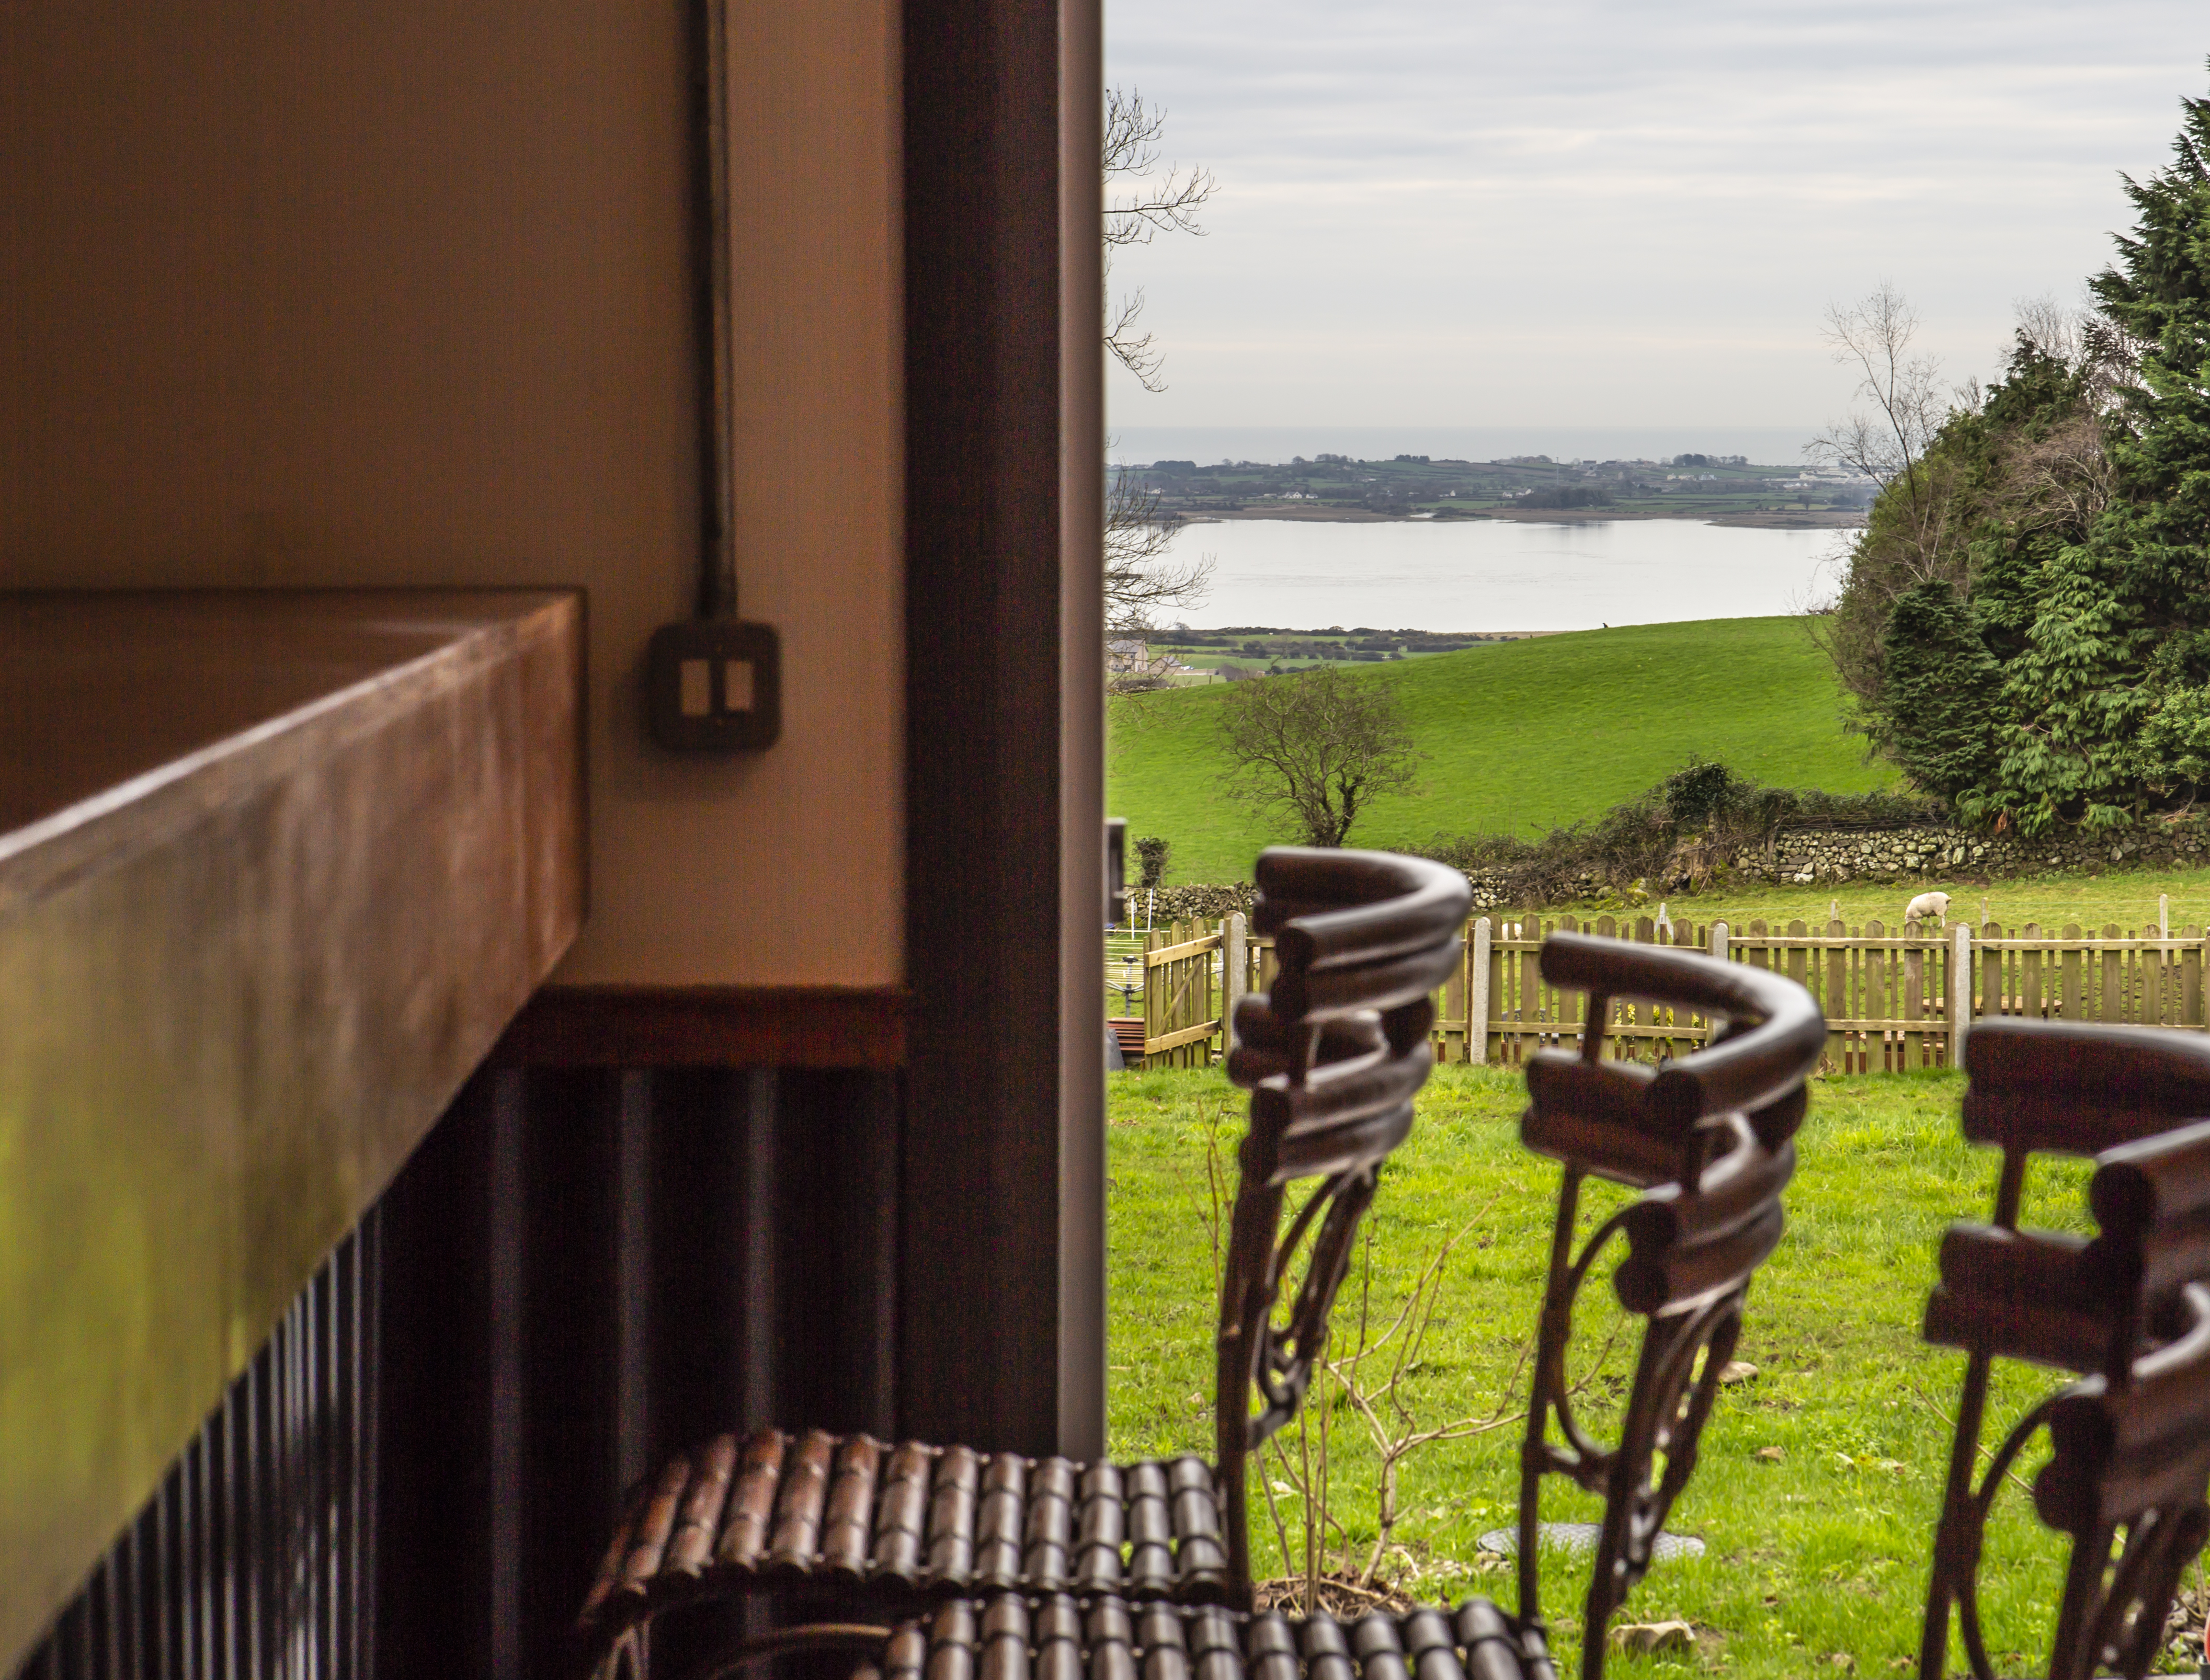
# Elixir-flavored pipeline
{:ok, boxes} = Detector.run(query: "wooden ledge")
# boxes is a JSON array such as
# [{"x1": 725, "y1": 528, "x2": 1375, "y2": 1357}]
[
  {"x1": 492, "y1": 984, "x2": 907, "y2": 1069},
  {"x1": 0, "y1": 588, "x2": 584, "y2": 1668}
]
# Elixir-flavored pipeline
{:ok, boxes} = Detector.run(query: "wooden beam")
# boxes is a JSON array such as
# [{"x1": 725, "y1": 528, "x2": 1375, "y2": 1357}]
[{"x1": 489, "y1": 984, "x2": 907, "y2": 1069}]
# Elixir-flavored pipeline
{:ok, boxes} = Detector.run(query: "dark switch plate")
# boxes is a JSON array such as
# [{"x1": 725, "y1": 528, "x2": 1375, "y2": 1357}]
[{"x1": 646, "y1": 620, "x2": 781, "y2": 751}]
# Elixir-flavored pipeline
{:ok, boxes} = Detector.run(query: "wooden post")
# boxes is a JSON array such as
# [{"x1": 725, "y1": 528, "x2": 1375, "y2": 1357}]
[
  {"x1": 1469, "y1": 916, "x2": 1492, "y2": 1066},
  {"x1": 1825, "y1": 917, "x2": 1848, "y2": 1073},
  {"x1": 1223, "y1": 912, "x2": 1246, "y2": 1049},
  {"x1": 1709, "y1": 922, "x2": 1728, "y2": 1052},
  {"x1": 1951, "y1": 922, "x2": 1973, "y2": 1068},
  {"x1": 2189, "y1": 927, "x2": 2204, "y2": 1028},
  {"x1": 2162, "y1": 894, "x2": 2171, "y2": 941}
]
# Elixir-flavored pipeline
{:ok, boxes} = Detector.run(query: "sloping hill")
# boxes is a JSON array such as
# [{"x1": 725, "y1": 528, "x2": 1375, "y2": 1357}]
[{"x1": 1109, "y1": 616, "x2": 1897, "y2": 884}]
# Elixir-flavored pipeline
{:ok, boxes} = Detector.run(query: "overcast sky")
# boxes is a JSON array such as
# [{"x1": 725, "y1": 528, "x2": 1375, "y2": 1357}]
[{"x1": 1104, "y1": 2, "x2": 2209, "y2": 435}]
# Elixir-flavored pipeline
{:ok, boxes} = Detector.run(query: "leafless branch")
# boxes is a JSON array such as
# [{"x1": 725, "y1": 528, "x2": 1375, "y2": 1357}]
[
  {"x1": 1102, "y1": 87, "x2": 1212, "y2": 391},
  {"x1": 1106, "y1": 285, "x2": 1166, "y2": 393},
  {"x1": 1805, "y1": 283, "x2": 1954, "y2": 552},
  {"x1": 1906, "y1": 1379, "x2": 2035, "y2": 1499},
  {"x1": 1318, "y1": 1206, "x2": 1528, "y2": 1587},
  {"x1": 1104, "y1": 86, "x2": 1214, "y2": 248},
  {"x1": 1103, "y1": 455, "x2": 1213, "y2": 693}
]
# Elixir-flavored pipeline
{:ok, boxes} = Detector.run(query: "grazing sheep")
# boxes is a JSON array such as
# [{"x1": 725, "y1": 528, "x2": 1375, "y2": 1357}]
[{"x1": 1905, "y1": 890, "x2": 1951, "y2": 926}]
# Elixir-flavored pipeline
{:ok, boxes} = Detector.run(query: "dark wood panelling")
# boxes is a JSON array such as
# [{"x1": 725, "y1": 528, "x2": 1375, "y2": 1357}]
[
  {"x1": 902, "y1": 0, "x2": 1106, "y2": 1464},
  {"x1": 903, "y1": 0, "x2": 1073, "y2": 1460},
  {"x1": 372, "y1": 1066, "x2": 897, "y2": 1680}
]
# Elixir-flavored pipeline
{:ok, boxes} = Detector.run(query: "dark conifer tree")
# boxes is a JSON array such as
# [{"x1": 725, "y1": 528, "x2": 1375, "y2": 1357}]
[{"x1": 1830, "y1": 68, "x2": 2210, "y2": 834}]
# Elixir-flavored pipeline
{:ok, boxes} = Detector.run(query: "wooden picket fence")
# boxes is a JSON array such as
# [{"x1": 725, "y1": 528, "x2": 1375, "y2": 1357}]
[
  {"x1": 1109, "y1": 910, "x2": 2210, "y2": 1074},
  {"x1": 1115, "y1": 918, "x2": 1271, "y2": 1070}
]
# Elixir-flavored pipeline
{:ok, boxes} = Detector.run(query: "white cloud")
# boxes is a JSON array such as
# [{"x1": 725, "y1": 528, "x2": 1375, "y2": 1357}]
[{"x1": 1106, "y1": 0, "x2": 2208, "y2": 428}]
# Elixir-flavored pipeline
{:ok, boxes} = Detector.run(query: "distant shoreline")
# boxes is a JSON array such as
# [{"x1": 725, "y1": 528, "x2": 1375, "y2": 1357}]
[{"x1": 1176, "y1": 506, "x2": 1865, "y2": 532}]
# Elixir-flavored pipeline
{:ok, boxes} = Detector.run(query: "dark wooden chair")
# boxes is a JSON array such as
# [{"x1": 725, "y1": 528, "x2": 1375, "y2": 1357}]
[
  {"x1": 868, "y1": 931, "x2": 1828, "y2": 1680},
  {"x1": 1917, "y1": 1018, "x2": 2210, "y2": 1680},
  {"x1": 573, "y1": 848, "x2": 1473, "y2": 1678}
]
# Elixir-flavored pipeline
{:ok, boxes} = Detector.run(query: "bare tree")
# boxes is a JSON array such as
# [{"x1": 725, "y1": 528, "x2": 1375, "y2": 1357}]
[
  {"x1": 1103, "y1": 86, "x2": 1214, "y2": 393},
  {"x1": 1218, "y1": 666, "x2": 1422, "y2": 848},
  {"x1": 1101, "y1": 87, "x2": 1216, "y2": 654},
  {"x1": 1806, "y1": 282, "x2": 1956, "y2": 576},
  {"x1": 1805, "y1": 287, "x2": 2128, "y2": 718},
  {"x1": 1104, "y1": 464, "x2": 1211, "y2": 636}
]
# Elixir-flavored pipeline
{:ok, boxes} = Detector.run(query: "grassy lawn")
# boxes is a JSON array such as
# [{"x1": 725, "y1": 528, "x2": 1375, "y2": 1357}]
[
  {"x1": 1543, "y1": 865, "x2": 2210, "y2": 939},
  {"x1": 1106, "y1": 1066, "x2": 2158, "y2": 1677},
  {"x1": 1109, "y1": 618, "x2": 1897, "y2": 885}
]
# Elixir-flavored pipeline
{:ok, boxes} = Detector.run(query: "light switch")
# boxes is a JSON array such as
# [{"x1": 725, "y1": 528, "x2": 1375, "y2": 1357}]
[
  {"x1": 680, "y1": 659, "x2": 712, "y2": 717},
  {"x1": 646, "y1": 620, "x2": 781, "y2": 751}
]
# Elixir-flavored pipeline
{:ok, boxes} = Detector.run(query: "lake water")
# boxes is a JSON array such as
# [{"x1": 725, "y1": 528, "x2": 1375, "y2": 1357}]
[{"x1": 1157, "y1": 518, "x2": 1849, "y2": 633}]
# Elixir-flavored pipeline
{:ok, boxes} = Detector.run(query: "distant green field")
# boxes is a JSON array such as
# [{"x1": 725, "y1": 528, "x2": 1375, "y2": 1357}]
[{"x1": 1109, "y1": 616, "x2": 1899, "y2": 884}]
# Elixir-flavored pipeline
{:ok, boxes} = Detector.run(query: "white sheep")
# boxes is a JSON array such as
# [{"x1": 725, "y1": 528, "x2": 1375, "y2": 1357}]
[{"x1": 1905, "y1": 890, "x2": 1951, "y2": 927}]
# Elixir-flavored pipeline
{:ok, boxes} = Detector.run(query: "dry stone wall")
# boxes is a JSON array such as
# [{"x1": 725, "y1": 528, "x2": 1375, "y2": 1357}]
[
  {"x1": 1740, "y1": 816, "x2": 2210, "y2": 887},
  {"x1": 1132, "y1": 882, "x2": 1254, "y2": 923},
  {"x1": 1142, "y1": 815, "x2": 2210, "y2": 921}
]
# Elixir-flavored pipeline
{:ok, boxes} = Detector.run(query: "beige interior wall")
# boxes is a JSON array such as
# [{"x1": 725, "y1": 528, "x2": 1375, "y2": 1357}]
[{"x1": 0, "y1": 0, "x2": 904, "y2": 987}]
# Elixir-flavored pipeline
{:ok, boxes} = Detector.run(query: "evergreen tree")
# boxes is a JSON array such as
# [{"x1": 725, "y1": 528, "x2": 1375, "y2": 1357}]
[
  {"x1": 1822, "y1": 69, "x2": 2210, "y2": 835},
  {"x1": 1878, "y1": 580, "x2": 2003, "y2": 804}
]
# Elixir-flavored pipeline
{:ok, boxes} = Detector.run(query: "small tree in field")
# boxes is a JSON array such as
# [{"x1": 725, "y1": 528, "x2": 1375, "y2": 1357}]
[{"x1": 1218, "y1": 667, "x2": 1422, "y2": 848}]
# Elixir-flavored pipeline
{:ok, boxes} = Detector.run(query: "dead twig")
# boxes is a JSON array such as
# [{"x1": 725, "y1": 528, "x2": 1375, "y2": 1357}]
[{"x1": 1906, "y1": 1379, "x2": 2035, "y2": 1499}]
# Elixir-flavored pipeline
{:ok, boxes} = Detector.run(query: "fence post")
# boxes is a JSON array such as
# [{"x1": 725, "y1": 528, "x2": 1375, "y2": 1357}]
[
  {"x1": 1223, "y1": 911, "x2": 1247, "y2": 1050},
  {"x1": 1468, "y1": 917, "x2": 1492, "y2": 1067},
  {"x1": 1709, "y1": 921, "x2": 1728, "y2": 962},
  {"x1": 1952, "y1": 922, "x2": 1973, "y2": 1066},
  {"x1": 2162, "y1": 894, "x2": 2172, "y2": 941}
]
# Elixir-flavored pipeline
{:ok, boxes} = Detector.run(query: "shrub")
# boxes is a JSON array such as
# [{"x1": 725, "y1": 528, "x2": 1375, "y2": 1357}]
[
  {"x1": 1415, "y1": 761, "x2": 1946, "y2": 902},
  {"x1": 1134, "y1": 835, "x2": 1171, "y2": 889}
]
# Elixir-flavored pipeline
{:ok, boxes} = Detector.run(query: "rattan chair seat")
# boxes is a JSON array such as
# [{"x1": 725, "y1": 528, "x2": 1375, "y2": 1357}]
[
  {"x1": 875, "y1": 1592, "x2": 1557, "y2": 1680},
  {"x1": 579, "y1": 1430, "x2": 1231, "y2": 1644}
]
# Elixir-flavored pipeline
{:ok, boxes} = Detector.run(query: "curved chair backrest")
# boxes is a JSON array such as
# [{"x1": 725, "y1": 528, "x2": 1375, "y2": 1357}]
[
  {"x1": 1959, "y1": 1018, "x2": 2210, "y2": 1224},
  {"x1": 1919, "y1": 1024, "x2": 2210, "y2": 1680},
  {"x1": 1512, "y1": 933, "x2": 1825, "y2": 1680},
  {"x1": 1213, "y1": 848, "x2": 1469, "y2": 1609}
]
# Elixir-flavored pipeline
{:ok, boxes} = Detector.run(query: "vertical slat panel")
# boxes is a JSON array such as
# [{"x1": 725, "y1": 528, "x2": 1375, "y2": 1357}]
[
  {"x1": 1981, "y1": 921, "x2": 2003, "y2": 1022},
  {"x1": 1824, "y1": 919, "x2": 1846, "y2": 1073},
  {"x1": 19, "y1": 1216, "x2": 381, "y2": 1680},
  {"x1": 1873, "y1": 919, "x2": 1891, "y2": 1073},
  {"x1": 1903, "y1": 923, "x2": 1924, "y2": 1070}
]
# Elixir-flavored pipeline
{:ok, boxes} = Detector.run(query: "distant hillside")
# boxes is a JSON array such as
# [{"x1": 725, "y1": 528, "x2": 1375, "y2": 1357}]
[{"x1": 1108, "y1": 616, "x2": 1899, "y2": 885}]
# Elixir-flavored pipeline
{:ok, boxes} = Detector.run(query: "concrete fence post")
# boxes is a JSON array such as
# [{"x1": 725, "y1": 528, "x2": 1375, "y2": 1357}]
[
  {"x1": 1468, "y1": 917, "x2": 1493, "y2": 1067},
  {"x1": 1223, "y1": 912, "x2": 1247, "y2": 1049},
  {"x1": 1952, "y1": 922, "x2": 1973, "y2": 1067}
]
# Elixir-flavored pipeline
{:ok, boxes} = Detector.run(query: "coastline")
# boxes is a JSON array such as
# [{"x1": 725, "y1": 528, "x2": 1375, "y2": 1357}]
[{"x1": 1174, "y1": 506, "x2": 1865, "y2": 532}]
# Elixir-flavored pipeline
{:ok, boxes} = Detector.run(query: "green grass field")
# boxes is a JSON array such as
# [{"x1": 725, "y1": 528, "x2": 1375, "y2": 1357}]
[
  {"x1": 1109, "y1": 618, "x2": 1899, "y2": 885},
  {"x1": 1547, "y1": 866, "x2": 2210, "y2": 940},
  {"x1": 1106, "y1": 1067, "x2": 2191, "y2": 1677}
]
